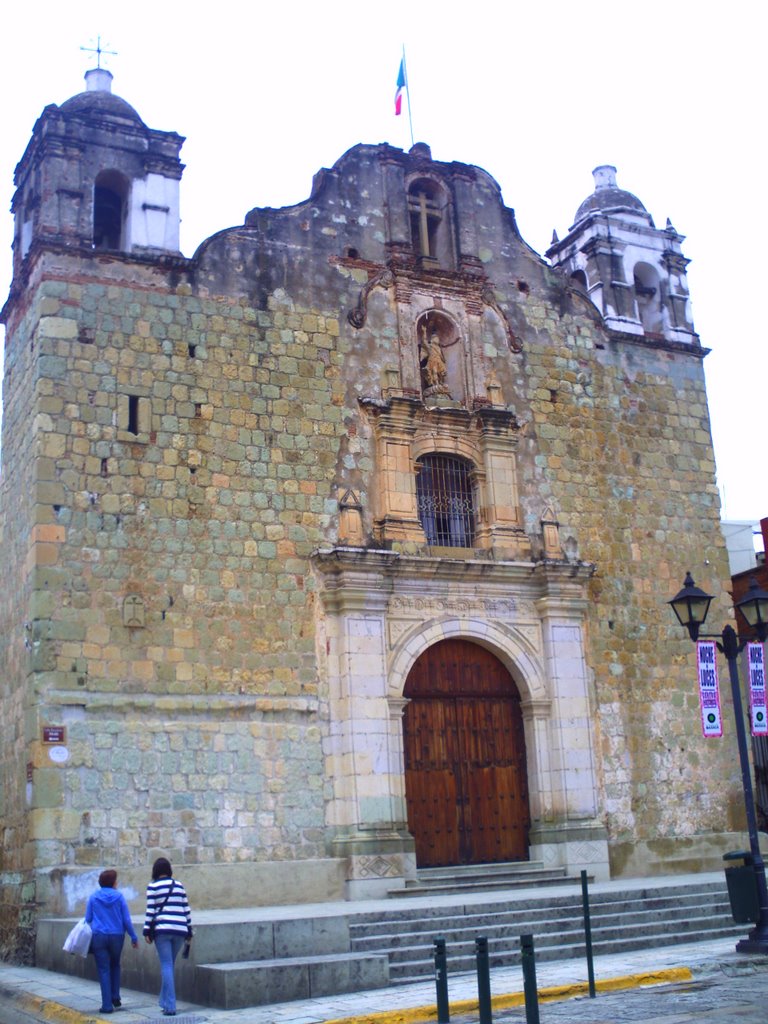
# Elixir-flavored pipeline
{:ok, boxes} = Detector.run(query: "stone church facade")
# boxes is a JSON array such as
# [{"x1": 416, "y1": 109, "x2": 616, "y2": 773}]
[{"x1": 0, "y1": 70, "x2": 740, "y2": 959}]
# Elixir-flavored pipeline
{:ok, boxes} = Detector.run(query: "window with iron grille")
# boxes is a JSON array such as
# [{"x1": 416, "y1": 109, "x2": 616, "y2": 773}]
[{"x1": 416, "y1": 454, "x2": 475, "y2": 547}]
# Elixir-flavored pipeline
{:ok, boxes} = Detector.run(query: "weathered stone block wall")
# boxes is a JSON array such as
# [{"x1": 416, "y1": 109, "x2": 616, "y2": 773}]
[
  {"x1": 1, "y1": 266, "x2": 357, "y2": 944},
  {"x1": 510, "y1": 292, "x2": 738, "y2": 870},
  {"x1": 7, "y1": 258, "x2": 740, "y2": 897},
  {"x1": 0, "y1": 294, "x2": 45, "y2": 960}
]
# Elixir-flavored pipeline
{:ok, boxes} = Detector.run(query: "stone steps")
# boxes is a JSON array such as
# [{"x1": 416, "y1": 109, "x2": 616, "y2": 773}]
[
  {"x1": 35, "y1": 874, "x2": 744, "y2": 1008},
  {"x1": 392, "y1": 861, "x2": 571, "y2": 897},
  {"x1": 356, "y1": 889, "x2": 731, "y2": 941},
  {"x1": 195, "y1": 951, "x2": 390, "y2": 1010},
  {"x1": 353, "y1": 904, "x2": 732, "y2": 951},
  {"x1": 386, "y1": 926, "x2": 744, "y2": 982},
  {"x1": 349, "y1": 878, "x2": 743, "y2": 984}
]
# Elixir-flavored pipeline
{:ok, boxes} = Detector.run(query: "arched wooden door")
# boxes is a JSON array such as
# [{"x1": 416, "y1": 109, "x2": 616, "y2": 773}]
[{"x1": 403, "y1": 639, "x2": 530, "y2": 867}]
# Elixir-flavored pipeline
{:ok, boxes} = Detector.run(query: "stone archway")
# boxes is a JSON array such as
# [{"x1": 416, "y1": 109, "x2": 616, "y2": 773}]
[{"x1": 403, "y1": 637, "x2": 530, "y2": 867}]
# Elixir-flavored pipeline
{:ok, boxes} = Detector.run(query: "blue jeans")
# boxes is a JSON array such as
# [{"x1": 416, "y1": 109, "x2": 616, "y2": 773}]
[
  {"x1": 91, "y1": 931, "x2": 125, "y2": 1010},
  {"x1": 154, "y1": 934, "x2": 185, "y2": 1013}
]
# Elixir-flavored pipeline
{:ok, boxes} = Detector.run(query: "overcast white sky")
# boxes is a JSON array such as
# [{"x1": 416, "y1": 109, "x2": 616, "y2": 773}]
[{"x1": 1, "y1": 1, "x2": 765, "y2": 527}]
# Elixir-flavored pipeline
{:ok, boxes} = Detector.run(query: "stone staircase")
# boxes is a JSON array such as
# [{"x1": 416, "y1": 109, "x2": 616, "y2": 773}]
[
  {"x1": 36, "y1": 871, "x2": 744, "y2": 1009},
  {"x1": 392, "y1": 860, "x2": 571, "y2": 897},
  {"x1": 352, "y1": 875, "x2": 744, "y2": 984}
]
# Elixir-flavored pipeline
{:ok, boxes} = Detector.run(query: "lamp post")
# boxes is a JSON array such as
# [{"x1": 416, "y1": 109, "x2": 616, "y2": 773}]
[{"x1": 669, "y1": 573, "x2": 768, "y2": 953}]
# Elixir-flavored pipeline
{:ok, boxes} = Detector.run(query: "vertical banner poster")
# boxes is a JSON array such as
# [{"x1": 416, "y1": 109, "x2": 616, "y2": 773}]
[
  {"x1": 747, "y1": 642, "x2": 768, "y2": 736},
  {"x1": 697, "y1": 640, "x2": 723, "y2": 737}
]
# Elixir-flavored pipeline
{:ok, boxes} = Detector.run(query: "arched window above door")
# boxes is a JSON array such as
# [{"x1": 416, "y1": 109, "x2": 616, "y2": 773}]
[{"x1": 416, "y1": 453, "x2": 475, "y2": 548}]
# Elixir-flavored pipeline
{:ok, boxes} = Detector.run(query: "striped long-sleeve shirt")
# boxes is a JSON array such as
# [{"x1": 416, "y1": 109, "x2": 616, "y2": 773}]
[{"x1": 143, "y1": 877, "x2": 193, "y2": 939}]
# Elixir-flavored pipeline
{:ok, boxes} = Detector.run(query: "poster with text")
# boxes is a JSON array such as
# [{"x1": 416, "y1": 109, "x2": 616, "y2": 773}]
[
  {"x1": 697, "y1": 640, "x2": 722, "y2": 738},
  {"x1": 747, "y1": 642, "x2": 768, "y2": 737}
]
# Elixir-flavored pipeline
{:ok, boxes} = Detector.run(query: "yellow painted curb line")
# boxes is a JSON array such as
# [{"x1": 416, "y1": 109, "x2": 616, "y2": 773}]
[
  {"x1": 322, "y1": 966, "x2": 694, "y2": 1024},
  {"x1": 1, "y1": 966, "x2": 695, "y2": 1024},
  {"x1": 3, "y1": 988, "x2": 107, "y2": 1024}
]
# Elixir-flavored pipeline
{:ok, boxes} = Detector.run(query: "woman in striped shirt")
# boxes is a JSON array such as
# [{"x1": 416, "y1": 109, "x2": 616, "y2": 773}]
[{"x1": 142, "y1": 857, "x2": 193, "y2": 1016}]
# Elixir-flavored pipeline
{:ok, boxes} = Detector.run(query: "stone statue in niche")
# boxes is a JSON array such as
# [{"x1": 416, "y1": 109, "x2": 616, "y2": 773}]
[{"x1": 419, "y1": 323, "x2": 450, "y2": 397}]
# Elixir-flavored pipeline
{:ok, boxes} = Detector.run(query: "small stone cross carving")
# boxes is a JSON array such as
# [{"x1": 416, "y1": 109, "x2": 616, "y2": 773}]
[{"x1": 123, "y1": 594, "x2": 145, "y2": 628}]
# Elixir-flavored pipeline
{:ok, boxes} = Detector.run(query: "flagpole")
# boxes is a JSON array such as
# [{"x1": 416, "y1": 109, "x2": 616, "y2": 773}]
[{"x1": 402, "y1": 46, "x2": 414, "y2": 148}]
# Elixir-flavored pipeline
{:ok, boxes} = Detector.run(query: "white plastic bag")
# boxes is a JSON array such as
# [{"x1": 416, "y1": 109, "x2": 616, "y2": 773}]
[{"x1": 62, "y1": 918, "x2": 92, "y2": 957}]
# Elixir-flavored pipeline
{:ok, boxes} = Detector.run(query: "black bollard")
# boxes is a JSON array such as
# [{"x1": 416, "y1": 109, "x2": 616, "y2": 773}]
[
  {"x1": 580, "y1": 869, "x2": 596, "y2": 998},
  {"x1": 434, "y1": 936, "x2": 450, "y2": 1023},
  {"x1": 475, "y1": 935, "x2": 492, "y2": 1024},
  {"x1": 520, "y1": 933, "x2": 540, "y2": 1024}
]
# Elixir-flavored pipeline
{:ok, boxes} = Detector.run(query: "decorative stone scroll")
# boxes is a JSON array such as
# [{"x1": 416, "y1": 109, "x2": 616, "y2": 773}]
[
  {"x1": 482, "y1": 286, "x2": 522, "y2": 353},
  {"x1": 347, "y1": 268, "x2": 394, "y2": 328}
]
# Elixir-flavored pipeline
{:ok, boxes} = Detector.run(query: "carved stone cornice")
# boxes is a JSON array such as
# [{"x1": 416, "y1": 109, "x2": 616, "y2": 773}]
[
  {"x1": 344, "y1": 258, "x2": 519, "y2": 357},
  {"x1": 313, "y1": 545, "x2": 593, "y2": 591},
  {"x1": 521, "y1": 697, "x2": 554, "y2": 717},
  {"x1": 531, "y1": 560, "x2": 596, "y2": 617}
]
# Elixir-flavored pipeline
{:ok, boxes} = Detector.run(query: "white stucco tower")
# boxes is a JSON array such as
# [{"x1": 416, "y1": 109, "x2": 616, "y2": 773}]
[{"x1": 547, "y1": 165, "x2": 695, "y2": 345}]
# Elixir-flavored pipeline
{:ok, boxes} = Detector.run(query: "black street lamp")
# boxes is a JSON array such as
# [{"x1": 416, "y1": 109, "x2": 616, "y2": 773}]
[{"x1": 669, "y1": 573, "x2": 768, "y2": 953}]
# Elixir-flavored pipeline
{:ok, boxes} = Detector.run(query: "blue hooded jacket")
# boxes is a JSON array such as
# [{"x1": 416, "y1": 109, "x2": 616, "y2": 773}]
[{"x1": 85, "y1": 886, "x2": 138, "y2": 941}]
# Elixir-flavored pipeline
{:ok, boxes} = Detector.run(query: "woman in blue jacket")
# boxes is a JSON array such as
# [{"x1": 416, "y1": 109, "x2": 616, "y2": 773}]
[{"x1": 85, "y1": 869, "x2": 138, "y2": 1013}]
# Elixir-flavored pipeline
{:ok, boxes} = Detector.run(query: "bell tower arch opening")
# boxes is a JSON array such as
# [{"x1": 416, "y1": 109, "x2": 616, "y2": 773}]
[
  {"x1": 633, "y1": 261, "x2": 662, "y2": 335},
  {"x1": 93, "y1": 169, "x2": 129, "y2": 251}
]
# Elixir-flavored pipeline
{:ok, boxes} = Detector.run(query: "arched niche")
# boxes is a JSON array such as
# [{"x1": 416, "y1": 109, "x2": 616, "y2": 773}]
[
  {"x1": 570, "y1": 269, "x2": 588, "y2": 293},
  {"x1": 416, "y1": 310, "x2": 465, "y2": 404},
  {"x1": 407, "y1": 177, "x2": 454, "y2": 268}
]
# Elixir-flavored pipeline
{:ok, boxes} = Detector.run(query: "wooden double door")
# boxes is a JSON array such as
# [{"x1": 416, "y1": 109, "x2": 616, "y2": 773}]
[{"x1": 403, "y1": 639, "x2": 530, "y2": 867}]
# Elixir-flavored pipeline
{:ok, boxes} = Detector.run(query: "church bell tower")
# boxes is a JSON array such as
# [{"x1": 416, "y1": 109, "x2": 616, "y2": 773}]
[
  {"x1": 547, "y1": 165, "x2": 695, "y2": 345},
  {"x1": 10, "y1": 68, "x2": 184, "y2": 289}
]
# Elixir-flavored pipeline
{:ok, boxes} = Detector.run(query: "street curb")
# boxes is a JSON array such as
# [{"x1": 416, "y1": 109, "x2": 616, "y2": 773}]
[
  {"x1": 0, "y1": 984, "x2": 105, "y2": 1023},
  {"x1": 321, "y1": 966, "x2": 694, "y2": 1024},
  {"x1": 0, "y1": 968, "x2": 695, "y2": 1024}
]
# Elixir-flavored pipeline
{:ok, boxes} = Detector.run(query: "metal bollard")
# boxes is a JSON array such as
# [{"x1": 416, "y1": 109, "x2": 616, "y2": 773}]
[
  {"x1": 520, "y1": 933, "x2": 540, "y2": 1024},
  {"x1": 580, "y1": 869, "x2": 596, "y2": 998},
  {"x1": 475, "y1": 935, "x2": 492, "y2": 1024},
  {"x1": 434, "y1": 936, "x2": 450, "y2": 1023}
]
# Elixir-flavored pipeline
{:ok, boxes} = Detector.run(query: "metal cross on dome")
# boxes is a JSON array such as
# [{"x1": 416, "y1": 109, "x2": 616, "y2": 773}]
[{"x1": 80, "y1": 35, "x2": 117, "y2": 70}]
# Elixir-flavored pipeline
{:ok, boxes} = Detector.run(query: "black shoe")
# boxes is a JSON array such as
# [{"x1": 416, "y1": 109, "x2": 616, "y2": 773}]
[
  {"x1": 112, "y1": 999, "x2": 121, "y2": 1008},
  {"x1": 162, "y1": 1012, "x2": 176, "y2": 1017}
]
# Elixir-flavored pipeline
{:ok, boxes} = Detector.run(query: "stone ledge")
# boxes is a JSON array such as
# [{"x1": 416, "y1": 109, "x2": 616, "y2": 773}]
[
  {"x1": 197, "y1": 951, "x2": 389, "y2": 1008},
  {"x1": 44, "y1": 692, "x2": 319, "y2": 715}
]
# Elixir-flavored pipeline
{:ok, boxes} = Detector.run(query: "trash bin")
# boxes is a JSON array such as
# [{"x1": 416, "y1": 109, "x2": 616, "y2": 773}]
[{"x1": 723, "y1": 851, "x2": 760, "y2": 924}]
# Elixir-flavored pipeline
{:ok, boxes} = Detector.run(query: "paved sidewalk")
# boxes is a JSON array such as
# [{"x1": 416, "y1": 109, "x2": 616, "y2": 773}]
[{"x1": 2, "y1": 936, "x2": 767, "y2": 1024}]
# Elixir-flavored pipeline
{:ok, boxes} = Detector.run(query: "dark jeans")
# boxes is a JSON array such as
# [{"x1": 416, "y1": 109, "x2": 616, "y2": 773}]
[{"x1": 91, "y1": 931, "x2": 125, "y2": 1010}]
